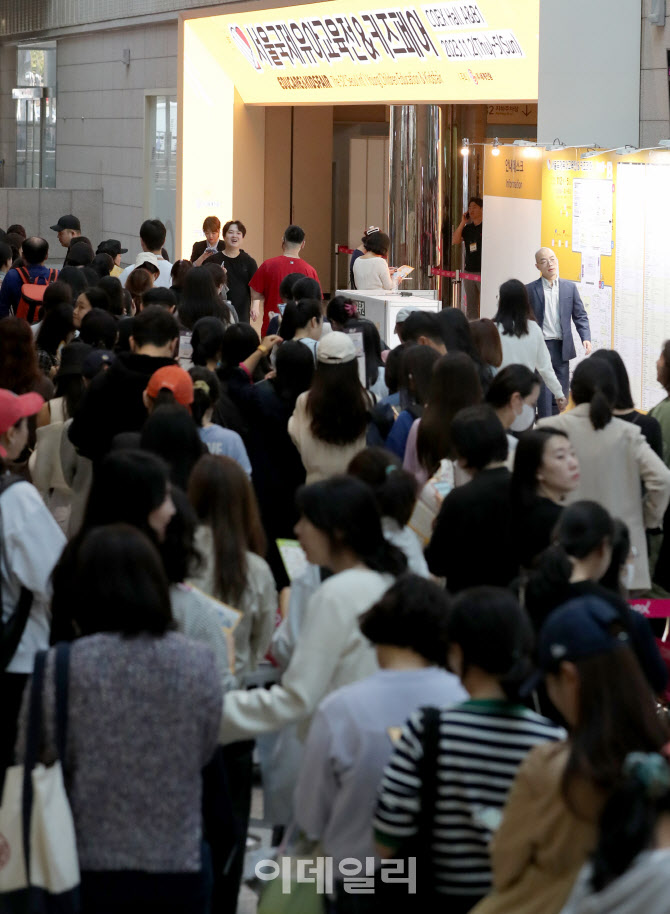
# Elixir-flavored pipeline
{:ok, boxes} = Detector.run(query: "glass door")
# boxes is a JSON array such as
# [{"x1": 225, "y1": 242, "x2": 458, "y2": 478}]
[
  {"x1": 14, "y1": 46, "x2": 56, "y2": 188},
  {"x1": 146, "y1": 94, "x2": 177, "y2": 260}
]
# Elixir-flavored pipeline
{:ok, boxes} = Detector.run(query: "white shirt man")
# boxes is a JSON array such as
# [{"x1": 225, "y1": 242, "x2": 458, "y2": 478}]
[{"x1": 542, "y1": 272, "x2": 562, "y2": 341}]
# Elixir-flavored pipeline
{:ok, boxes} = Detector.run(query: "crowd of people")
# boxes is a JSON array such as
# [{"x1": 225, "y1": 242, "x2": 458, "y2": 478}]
[{"x1": 2, "y1": 212, "x2": 670, "y2": 914}]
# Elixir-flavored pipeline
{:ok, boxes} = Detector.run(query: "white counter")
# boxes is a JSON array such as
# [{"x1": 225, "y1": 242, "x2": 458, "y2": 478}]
[{"x1": 337, "y1": 289, "x2": 441, "y2": 348}]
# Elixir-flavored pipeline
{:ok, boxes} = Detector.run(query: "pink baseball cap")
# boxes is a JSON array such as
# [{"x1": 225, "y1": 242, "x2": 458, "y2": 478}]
[{"x1": 0, "y1": 389, "x2": 44, "y2": 456}]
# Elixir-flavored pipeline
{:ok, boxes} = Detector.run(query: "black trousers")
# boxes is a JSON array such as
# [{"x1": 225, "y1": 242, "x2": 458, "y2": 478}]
[
  {"x1": 537, "y1": 338, "x2": 569, "y2": 418},
  {"x1": 213, "y1": 740, "x2": 254, "y2": 914},
  {"x1": 0, "y1": 671, "x2": 29, "y2": 785}
]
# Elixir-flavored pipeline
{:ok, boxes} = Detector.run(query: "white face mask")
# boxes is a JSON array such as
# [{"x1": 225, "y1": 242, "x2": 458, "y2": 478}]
[
  {"x1": 622, "y1": 562, "x2": 635, "y2": 590},
  {"x1": 510, "y1": 402, "x2": 536, "y2": 433}
]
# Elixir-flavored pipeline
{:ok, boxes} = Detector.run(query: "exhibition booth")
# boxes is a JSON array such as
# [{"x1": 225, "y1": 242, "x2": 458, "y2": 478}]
[
  {"x1": 177, "y1": 0, "x2": 660, "y2": 408},
  {"x1": 177, "y1": 0, "x2": 540, "y2": 291},
  {"x1": 481, "y1": 142, "x2": 670, "y2": 410}
]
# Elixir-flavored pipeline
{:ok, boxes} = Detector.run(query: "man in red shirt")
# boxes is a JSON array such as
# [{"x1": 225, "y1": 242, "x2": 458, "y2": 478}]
[{"x1": 250, "y1": 224, "x2": 320, "y2": 335}]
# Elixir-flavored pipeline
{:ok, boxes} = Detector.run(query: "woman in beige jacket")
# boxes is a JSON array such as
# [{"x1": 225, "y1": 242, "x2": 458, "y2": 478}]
[
  {"x1": 538, "y1": 358, "x2": 670, "y2": 589},
  {"x1": 472, "y1": 595, "x2": 668, "y2": 914}
]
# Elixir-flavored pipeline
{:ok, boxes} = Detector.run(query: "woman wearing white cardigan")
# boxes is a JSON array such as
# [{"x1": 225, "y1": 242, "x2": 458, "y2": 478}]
[
  {"x1": 494, "y1": 279, "x2": 567, "y2": 412},
  {"x1": 539, "y1": 357, "x2": 670, "y2": 590},
  {"x1": 219, "y1": 476, "x2": 407, "y2": 744}
]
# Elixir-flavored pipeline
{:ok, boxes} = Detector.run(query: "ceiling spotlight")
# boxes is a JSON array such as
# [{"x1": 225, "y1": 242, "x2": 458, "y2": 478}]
[
  {"x1": 460, "y1": 137, "x2": 470, "y2": 156},
  {"x1": 615, "y1": 145, "x2": 638, "y2": 155},
  {"x1": 491, "y1": 138, "x2": 500, "y2": 157},
  {"x1": 544, "y1": 139, "x2": 566, "y2": 151}
]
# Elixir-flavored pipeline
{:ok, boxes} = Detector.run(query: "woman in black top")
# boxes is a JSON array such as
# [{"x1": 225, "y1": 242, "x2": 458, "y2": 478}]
[
  {"x1": 510, "y1": 428, "x2": 580, "y2": 569},
  {"x1": 205, "y1": 220, "x2": 257, "y2": 323},
  {"x1": 590, "y1": 348, "x2": 663, "y2": 457},
  {"x1": 246, "y1": 340, "x2": 315, "y2": 588},
  {"x1": 522, "y1": 501, "x2": 667, "y2": 697}
]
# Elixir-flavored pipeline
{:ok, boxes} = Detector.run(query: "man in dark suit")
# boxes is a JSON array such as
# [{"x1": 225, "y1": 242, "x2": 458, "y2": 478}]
[
  {"x1": 526, "y1": 248, "x2": 592, "y2": 418},
  {"x1": 190, "y1": 215, "x2": 225, "y2": 263}
]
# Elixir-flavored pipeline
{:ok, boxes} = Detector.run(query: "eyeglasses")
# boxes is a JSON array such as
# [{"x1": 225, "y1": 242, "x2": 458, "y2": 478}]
[{"x1": 537, "y1": 257, "x2": 557, "y2": 266}]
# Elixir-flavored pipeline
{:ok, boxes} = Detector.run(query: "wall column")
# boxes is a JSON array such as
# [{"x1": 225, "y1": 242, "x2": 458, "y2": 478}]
[{"x1": 388, "y1": 105, "x2": 442, "y2": 290}]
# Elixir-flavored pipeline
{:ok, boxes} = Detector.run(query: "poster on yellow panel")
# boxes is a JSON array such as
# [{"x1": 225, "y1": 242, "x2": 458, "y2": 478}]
[
  {"x1": 541, "y1": 151, "x2": 615, "y2": 362},
  {"x1": 540, "y1": 148, "x2": 670, "y2": 409},
  {"x1": 185, "y1": 0, "x2": 539, "y2": 105}
]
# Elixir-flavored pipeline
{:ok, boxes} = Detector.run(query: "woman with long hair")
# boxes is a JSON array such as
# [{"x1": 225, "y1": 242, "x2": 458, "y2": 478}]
[
  {"x1": 561, "y1": 750, "x2": 670, "y2": 913},
  {"x1": 30, "y1": 341, "x2": 92, "y2": 532},
  {"x1": 278, "y1": 297, "x2": 323, "y2": 359},
  {"x1": 539, "y1": 357, "x2": 670, "y2": 590},
  {"x1": 50, "y1": 449, "x2": 176, "y2": 641},
  {"x1": 345, "y1": 317, "x2": 388, "y2": 398},
  {"x1": 220, "y1": 474, "x2": 407, "y2": 743},
  {"x1": 592, "y1": 348, "x2": 662, "y2": 455},
  {"x1": 288, "y1": 331, "x2": 371, "y2": 483},
  {"x1": 521, "y1": 501, "x2": 666, "y2": 696},
  {"x1": 470, "y1": 318, "x2": 503, "y2": 376},
  {"x1": 187, "y1": 453, "x2": 276, "y2": 681},
  {"x1": 245, "y1": 340, "x2": 315, "y2": 588},
  {"x1": 188, "y1": 453, "x2": 277, "y2": 909},
  {"x1": 17, "y1": 523, "x2": 222, "y2": 914},
  {"x1": 191, "y1": 316, "x2": 225, "y2": 370},
  {"x1": 35, "y1": 302, "x2": 75, "y2": 376},
  {"x1": 178, "y1": 266, "x2": 232, "y2": 331},
  {"x1": 384, "y1": 343, "x2": 439, "y2": 459},
  {"x1": 494, "y1": 279, "x2": 566, "y2": 411},
  {"x1": 405, "y1": 351, "x2": 482, "y2": 485},
  {"x1": 510, "y1": 428, "x2": 580, "y2": 569},
  {"x1": 0, "y1": 317, "x2": 54, "y2": 461},
  {"x1": 472, "y1": 595, "x2": 669, "y2": 914},
  {"x1": 437, "y1": 307, "x2": 491, "y2": 391}
]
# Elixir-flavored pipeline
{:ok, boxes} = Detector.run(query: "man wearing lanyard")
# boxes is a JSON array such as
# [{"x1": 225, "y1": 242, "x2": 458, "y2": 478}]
[
  {"x1": 452, "y1": 196, "x2": 483, "y2": 319},
  {"x1": 526, "y1": 248, "x2": 592, "y2": 418}
]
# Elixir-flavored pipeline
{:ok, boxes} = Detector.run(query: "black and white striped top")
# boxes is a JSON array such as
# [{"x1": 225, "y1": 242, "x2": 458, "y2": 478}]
[{"x1": 373, "y1": 699, "x2": 564, "y2": 897}]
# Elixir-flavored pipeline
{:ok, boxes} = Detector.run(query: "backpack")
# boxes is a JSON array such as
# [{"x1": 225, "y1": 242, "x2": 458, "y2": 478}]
[
  {"x1": 0, "y1": 474, "x2": 34, "y2": 670},
  {"x1": 15, "y1": 266, "x2": 58, "y2": 324}
]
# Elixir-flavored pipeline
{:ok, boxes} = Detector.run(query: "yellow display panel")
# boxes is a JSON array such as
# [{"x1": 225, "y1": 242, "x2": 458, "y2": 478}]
[
  {"x1": 484, "y1": 145, "x2": 541, "y2": 200},
  {"x1": 540, "y1": 148, "x2": 670, "y2": 409},
  {"x1": 184, "y1": 0, "x2": 539, "y2": 105}
]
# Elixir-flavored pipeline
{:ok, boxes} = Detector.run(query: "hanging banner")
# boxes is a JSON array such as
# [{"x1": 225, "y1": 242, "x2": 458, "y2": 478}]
[{"x1": 184, "y1": 0, "x2": 539, "y2": 104}]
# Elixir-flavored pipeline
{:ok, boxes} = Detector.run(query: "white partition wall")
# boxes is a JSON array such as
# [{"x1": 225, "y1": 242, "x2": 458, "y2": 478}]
[
  {"x1": 348, "y1": 136, "x2": 389, "y2": 249},
  {"x1": 481, "y1": 146, "x2": 543, "y2": 318}
]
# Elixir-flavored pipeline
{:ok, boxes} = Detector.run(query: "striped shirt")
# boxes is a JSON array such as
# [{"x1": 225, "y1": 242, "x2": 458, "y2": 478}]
[{"x1": 373, "y1": 698, "x2": 564, "y2": 898}]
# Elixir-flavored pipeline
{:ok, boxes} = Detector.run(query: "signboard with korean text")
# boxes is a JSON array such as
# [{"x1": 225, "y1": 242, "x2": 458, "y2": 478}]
[
  {"x1": 184, "y1": 0, "x2": 539, "y2": 105},
  {"x1": 484, "y1": 144, "x2": 542, "y2": 201}
]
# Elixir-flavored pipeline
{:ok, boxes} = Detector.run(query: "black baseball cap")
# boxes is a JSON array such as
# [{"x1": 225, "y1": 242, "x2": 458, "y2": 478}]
[
  {"x1": 521, "y1": 596, "x2": 630, "y2": 695},
  {"x1": 50, "y1": 214, "x2": 81, "y2": 232},
  {"x1": 82, "y1": 349, "x2": 116, "y2": 380},
  {"x1": 97, "y1": 239, "x2": 128, "y2": 257},
  {"x1": 55, "y1": 341, "x2": 93, "y2": 378}
]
